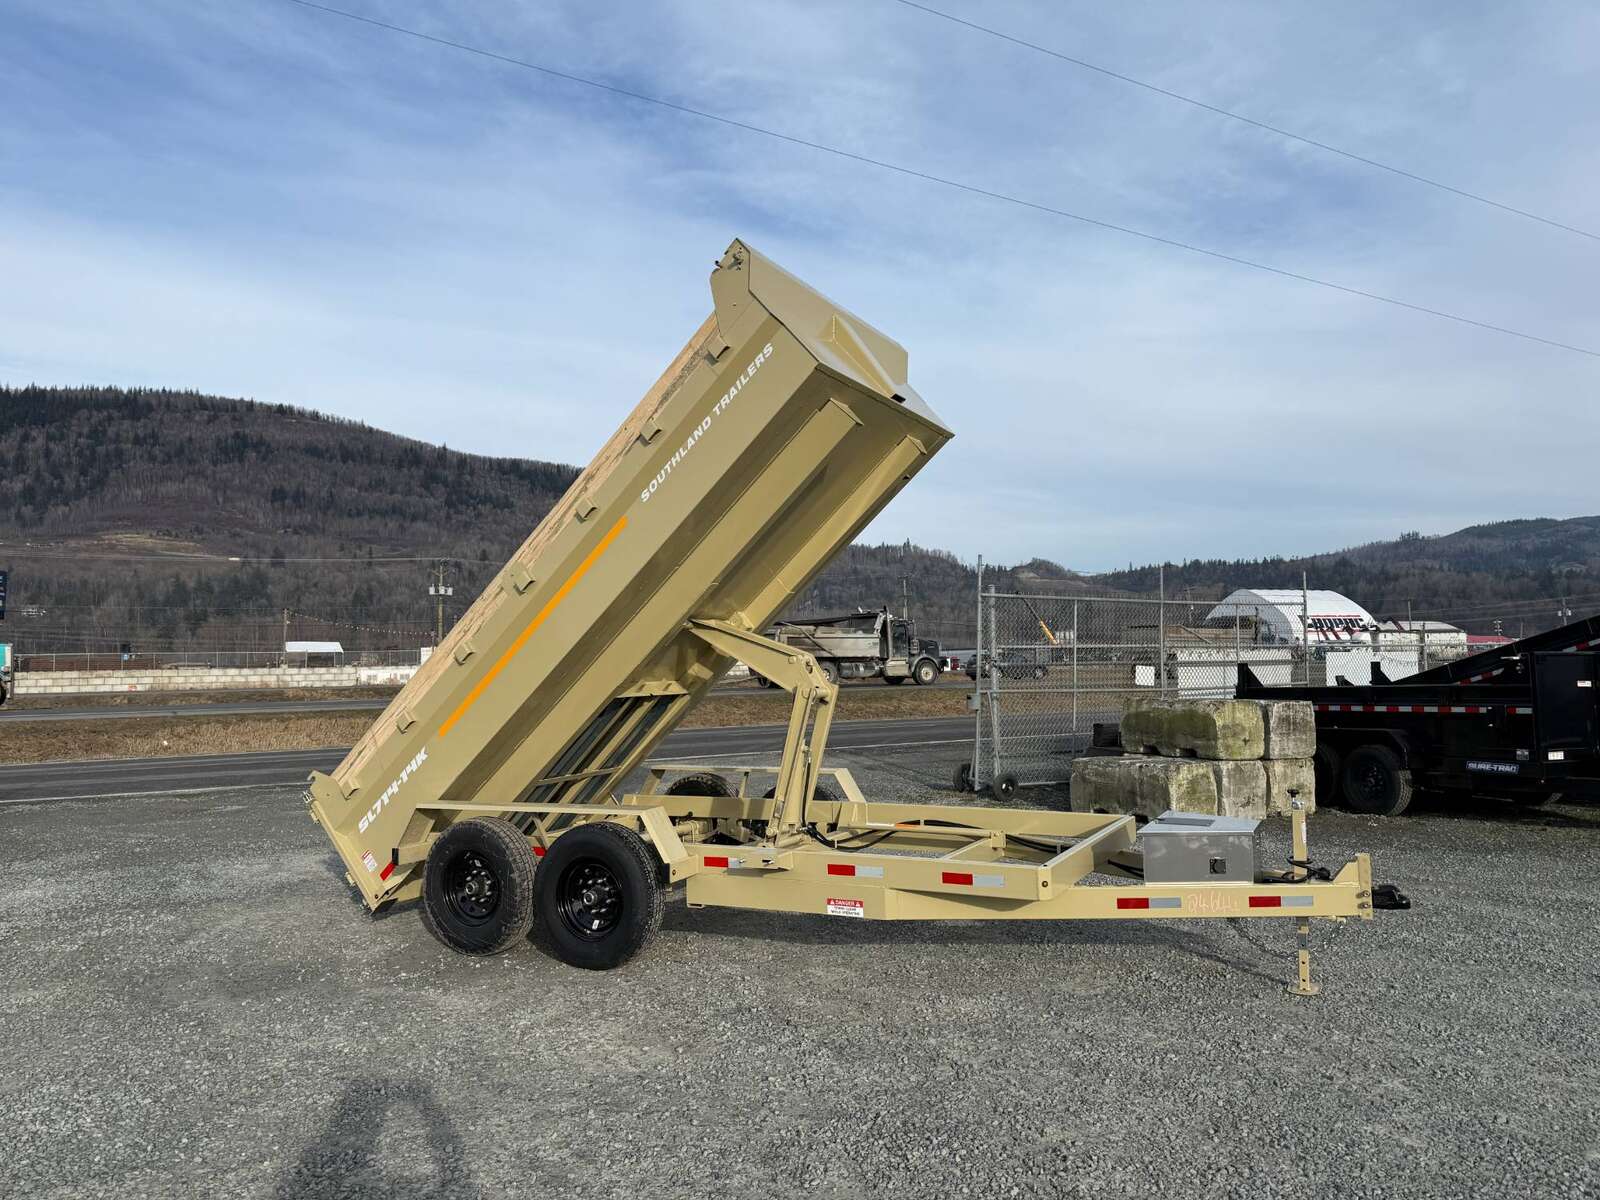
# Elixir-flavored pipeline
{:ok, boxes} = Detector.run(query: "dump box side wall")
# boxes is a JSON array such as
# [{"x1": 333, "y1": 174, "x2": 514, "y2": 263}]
[{"x1": 309, "y1": 240, "x2": 951, "y2": 903}]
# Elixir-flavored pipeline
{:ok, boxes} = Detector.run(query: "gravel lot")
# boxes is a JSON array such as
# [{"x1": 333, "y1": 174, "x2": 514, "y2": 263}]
[{"x1": 3, "y1": 743, "x2": 1598, "y2": 1199}]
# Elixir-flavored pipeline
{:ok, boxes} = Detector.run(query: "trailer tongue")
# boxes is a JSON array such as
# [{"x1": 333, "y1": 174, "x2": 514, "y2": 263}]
[{"x1": 307, "y1": 239, "x2": 1395, "y2": 993}]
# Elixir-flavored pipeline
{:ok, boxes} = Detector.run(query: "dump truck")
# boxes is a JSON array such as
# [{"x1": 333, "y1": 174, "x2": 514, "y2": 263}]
[
  {"x1": 307, "y1": 239, "x2": 1401, "y2": 994},
  {"x1": 1239, "y1": 613, "x2": 1600, "y2": 815},
  {"x1": 755, "y1": 607, "x2": 942, "y2": 686}
]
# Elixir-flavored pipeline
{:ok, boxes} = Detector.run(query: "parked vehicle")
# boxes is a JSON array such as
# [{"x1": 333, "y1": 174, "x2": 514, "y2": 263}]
[
  {"x1": 1238, "y1": 615, "x2": 1600, "y2": 815},
  {"x1": 755, "y1": 608, "x2": 943, "y2": 686},
  {"x1": 964, "y1": 648, "x2": 1050, "y2": 681}
]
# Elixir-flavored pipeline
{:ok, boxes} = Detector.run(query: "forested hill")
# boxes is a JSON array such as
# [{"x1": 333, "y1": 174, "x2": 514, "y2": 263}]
[
  {"x1": 0, "y1": 386, "x2": 578, "y2": 651},
  {"x1": 0, "y1": 386, "x2": 576, "y2": 553},
  {"x1": 1092, "y1": 518, "x2": 1600, "y2": 631}
]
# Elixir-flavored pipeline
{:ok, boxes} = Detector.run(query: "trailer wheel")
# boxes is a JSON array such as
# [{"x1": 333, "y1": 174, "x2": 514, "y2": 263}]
[
  {"x1": 992, "y1": 773, "x2": 1020, "y2": 802},
  {"x1": 913, "y1": 658, "x2": 939, "y2": 686},
  {"x1": 533, "y1": 822, "x2": 663, "y2": 970},
  {"x1": 1340, "y1": 745, "x2": 1414, "y2": 817},
  {"x1": 665, "y1": 772, "x2": 734, "y2": 798},
  {"x1": 1312, "y1": 744, "x2": 1340, "y2": 807},
  {"x1": 420, "y1": 818, "x2": 538, "y2": 956},
  {"x1": 953, "y1": 761, "x2": 974, "y2": 793}
]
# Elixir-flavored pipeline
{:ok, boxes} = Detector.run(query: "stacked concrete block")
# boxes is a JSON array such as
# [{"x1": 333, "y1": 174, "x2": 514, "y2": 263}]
[{"x1": 1071, "y1": 698, "x2": 1317, "y2": 820}]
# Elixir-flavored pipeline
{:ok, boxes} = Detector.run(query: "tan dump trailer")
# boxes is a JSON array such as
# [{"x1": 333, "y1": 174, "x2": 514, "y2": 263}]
[{"x1": 308, "y1": 239, "x2": 1395, "y2": 993}]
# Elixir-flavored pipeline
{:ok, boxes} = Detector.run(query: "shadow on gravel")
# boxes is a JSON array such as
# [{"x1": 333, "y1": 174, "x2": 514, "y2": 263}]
[
  {"x1": 663, "y1": 902, "x2": 1290, "y2": 982},
  {"x1": 1404, "y1": 792, "x2": 1600, "y2": 830},
  {"x1": 275, "y1": 1077, "x2": 480, "y2": 1200}
]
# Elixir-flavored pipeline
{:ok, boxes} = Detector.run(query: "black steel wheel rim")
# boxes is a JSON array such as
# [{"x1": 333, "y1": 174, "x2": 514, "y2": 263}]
[
  {"x1": 444, "y1": 851, "x2": 501, "y2": 925},
  {"x1": 557, "y1": 857, "x2": 624, "y2": 941},
  {"x1": 1356, "y1": 762, "x2": 1388, "y2": 805}
]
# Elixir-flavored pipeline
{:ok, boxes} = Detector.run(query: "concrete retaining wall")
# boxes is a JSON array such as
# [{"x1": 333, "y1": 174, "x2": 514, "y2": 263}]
[{"x1": 14, "y1": 663, "x2": 416, "y2": 696}]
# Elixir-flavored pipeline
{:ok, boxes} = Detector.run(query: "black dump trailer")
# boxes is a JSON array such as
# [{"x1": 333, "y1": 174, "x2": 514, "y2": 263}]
[{"x1": 1237, "y1": 615, "x2": 1600, "y2": 815}]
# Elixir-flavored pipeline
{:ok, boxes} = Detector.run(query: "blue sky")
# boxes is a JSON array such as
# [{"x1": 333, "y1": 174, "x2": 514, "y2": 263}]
[{"x1": 3, "y1": 1, "x2": 1597, "y2": 570}]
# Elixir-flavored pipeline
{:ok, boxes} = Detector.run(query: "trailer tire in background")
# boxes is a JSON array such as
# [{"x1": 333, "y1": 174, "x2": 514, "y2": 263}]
[
  {"x1": 1340, "y1": 744, "x2": 1414, "y2": 817},
  {"x1": 1313, "y1": 744, "x2": 1341, "y2": 808},
  {"x1": 420, "y1": 817, "x2": 538, "y2": 956},
  {"x1": 992, "y1": 773, "x2": 1020, "y2": 802},
  {"x1": 818, "y1": 660, "x2": 841, "y2": 686},
  {"x1": 913, "y1": 658, "x2": 939, "y2": 686},
  {"x1": 665, "y1": 772, "x2": 735, "y2": 798},
  {"x1": 533, "y1": 822, "x2": 664, "y2": 970}
]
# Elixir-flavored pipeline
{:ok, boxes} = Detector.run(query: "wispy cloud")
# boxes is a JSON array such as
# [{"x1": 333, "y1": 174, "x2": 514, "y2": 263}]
[{"x1": 2, "y1": 0, "x2": 1596, "y2": 568}]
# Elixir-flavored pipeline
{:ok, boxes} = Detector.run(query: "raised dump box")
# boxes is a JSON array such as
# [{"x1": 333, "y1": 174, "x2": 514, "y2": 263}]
[{"x1": 308, "y1": 239, "x2": 1402, "y2": 993}]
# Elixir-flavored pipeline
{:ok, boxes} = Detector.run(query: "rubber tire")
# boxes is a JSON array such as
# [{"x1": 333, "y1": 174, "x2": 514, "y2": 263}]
[
  {"x1": 1032, "y1": 665, "x2": 1047, "y2": 680},
  {"x1": 953, "y1": 761, "x2": 974, "y2": 793},
  {"x1": 420, "y1": 817, "x2": 538, "y2": 956},
  {"x1": 914, "y1": 659, "x2": 939, "y2": 686},
  {"x1": 1313, "y1": 744, "x2": 1341, "y2": 807},
  {"x1": 819, "y1": 660, "x2": 840, "y2": 686},
  {"x1": 533, "y1": 822, "x2": 664, "y2": 970},
  {"x1": 1340, "y1": 744, "x2": 1414, "y2": 817},
  {"x1": 665, "y1": 771, "x2": 734, "y2": 798},
  {"x1": 992, "y1": 773, "x2": 1021, "y2": 802}
]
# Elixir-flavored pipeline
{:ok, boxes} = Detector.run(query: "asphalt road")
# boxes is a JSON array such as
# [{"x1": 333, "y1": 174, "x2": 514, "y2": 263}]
[
  {"x1": 4, "y1": 743, "x2": 1598, "y2": 1199},
  {"x1": 0, "y1": 716, "x2": 974, "y2": 804}
]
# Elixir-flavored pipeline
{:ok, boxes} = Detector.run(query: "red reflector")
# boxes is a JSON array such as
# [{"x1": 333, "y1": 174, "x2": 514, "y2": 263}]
[
  {"x1": 827, "y1": 863, "x2": 856, "y2": 876},
  {"x1": 1249, "y1": 895, "x2": 1282, "y2": 908},
  {"x1": 1116, "y1": 896, "x2": 1149, "y2": 910},
  {"x1": 704, "y1": 855, "x2": 730, "y2": 868},
  {"x1": 942, "y1": 871, "x2": 974, "y2": 886},
  {"x1": 378, "y1": 861, "x2": 396, "y2": 881},
  {"x1": 533, "y1": 846, "x2": 546, "y2": 858}
]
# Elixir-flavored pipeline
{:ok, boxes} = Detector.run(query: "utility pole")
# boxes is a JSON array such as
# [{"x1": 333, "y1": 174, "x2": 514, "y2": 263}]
[
  {"x1": 899, "y1": 539, "x2": 910, "y2": 620},
  {"x1": 429, "y1": 562, "x2": 454, "y2": 646},
  {"x1": 281, "y1": 607, "x2": 289, "y2": 667}
]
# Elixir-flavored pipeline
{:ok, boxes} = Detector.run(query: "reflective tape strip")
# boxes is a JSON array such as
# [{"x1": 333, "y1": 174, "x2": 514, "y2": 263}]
[
  {"x1": 703, "y1": 855, "x2": 743, "y2": 869},
  {"x1": 1249, "y1": 894, "x2": 1314, "y2": 909},
  {"x1": 439, "y1": 514, "x2": 628, "y2": 737},
  {"x1": 1116, "y1": 895, "x2": 1180, "y2": 910},
  {"x1": 1317, "y1": 702, "x2": 1502, "y2": 716},
  {"x1": 378, "y1": 861, "x2": 396, "y2": 881},
  {"x1": 826, "y1": 863, "x2": 884, "y2": 878},
  {"x1": 941, "y1": 871, "x2": 1005, "y2": 888},
  {"x1": 1282, "y1": 895, "x2": 1314, "y2": 907}
]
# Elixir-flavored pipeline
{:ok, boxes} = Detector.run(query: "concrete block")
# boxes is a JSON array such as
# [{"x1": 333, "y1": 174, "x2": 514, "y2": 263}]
[
  {"x1": 1210, "y1": 760, "x2": 1269, "y2": 819},
  {"x1": 1261, "y1": 700, "x2": 1316, "y2": 760},
  {"x1": 1264, "y1": 758, "x2": 1317, "y2": 816},
  {"x1": 1120, "y1": 698, "x2": 1266, "y2": 761},
  {"x1": 1071, "y1": 755, "x2": 1219, "y2": 819}
]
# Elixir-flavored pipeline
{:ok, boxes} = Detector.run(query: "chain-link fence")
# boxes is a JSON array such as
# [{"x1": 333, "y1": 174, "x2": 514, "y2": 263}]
[
  {"x1": 967, "y1": 571, "x2": 1473, "y2": 793},
  {"x1": 12, "y1": 647, "x2": 425, "y2": 673}
]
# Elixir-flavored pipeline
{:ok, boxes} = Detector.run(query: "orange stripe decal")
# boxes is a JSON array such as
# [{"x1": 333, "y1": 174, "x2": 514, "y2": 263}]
[{"x1": 438, "y1": 514, "x2": 628, "y2": 737}]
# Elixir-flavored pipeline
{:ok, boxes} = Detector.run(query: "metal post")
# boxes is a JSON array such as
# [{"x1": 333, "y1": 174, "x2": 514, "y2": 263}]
[
  {"x1": 1158, "y1": 565, "x2": 1167, "y2": 696},
  {"x1": 1301, "y1": 571, "x2": 1311, "y2": 686},
  {"x1": 1071, "y1": 599, "x2": 1079, "y2": 734},
  {"x1": 971, "y1": 557, "x2": 984, "y2": 787},
  {"x1": 987, "y1": 584, "x2": 1001, "y2": 785}
]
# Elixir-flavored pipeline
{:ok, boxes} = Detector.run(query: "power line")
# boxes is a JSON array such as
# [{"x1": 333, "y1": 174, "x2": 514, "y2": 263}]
[
  {"x1": 888, "y1": 0, "x2": 1600, "y2": 244},
  {"x1": 276, "y1": 0, "x2": 1600, "y2": 361}
]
